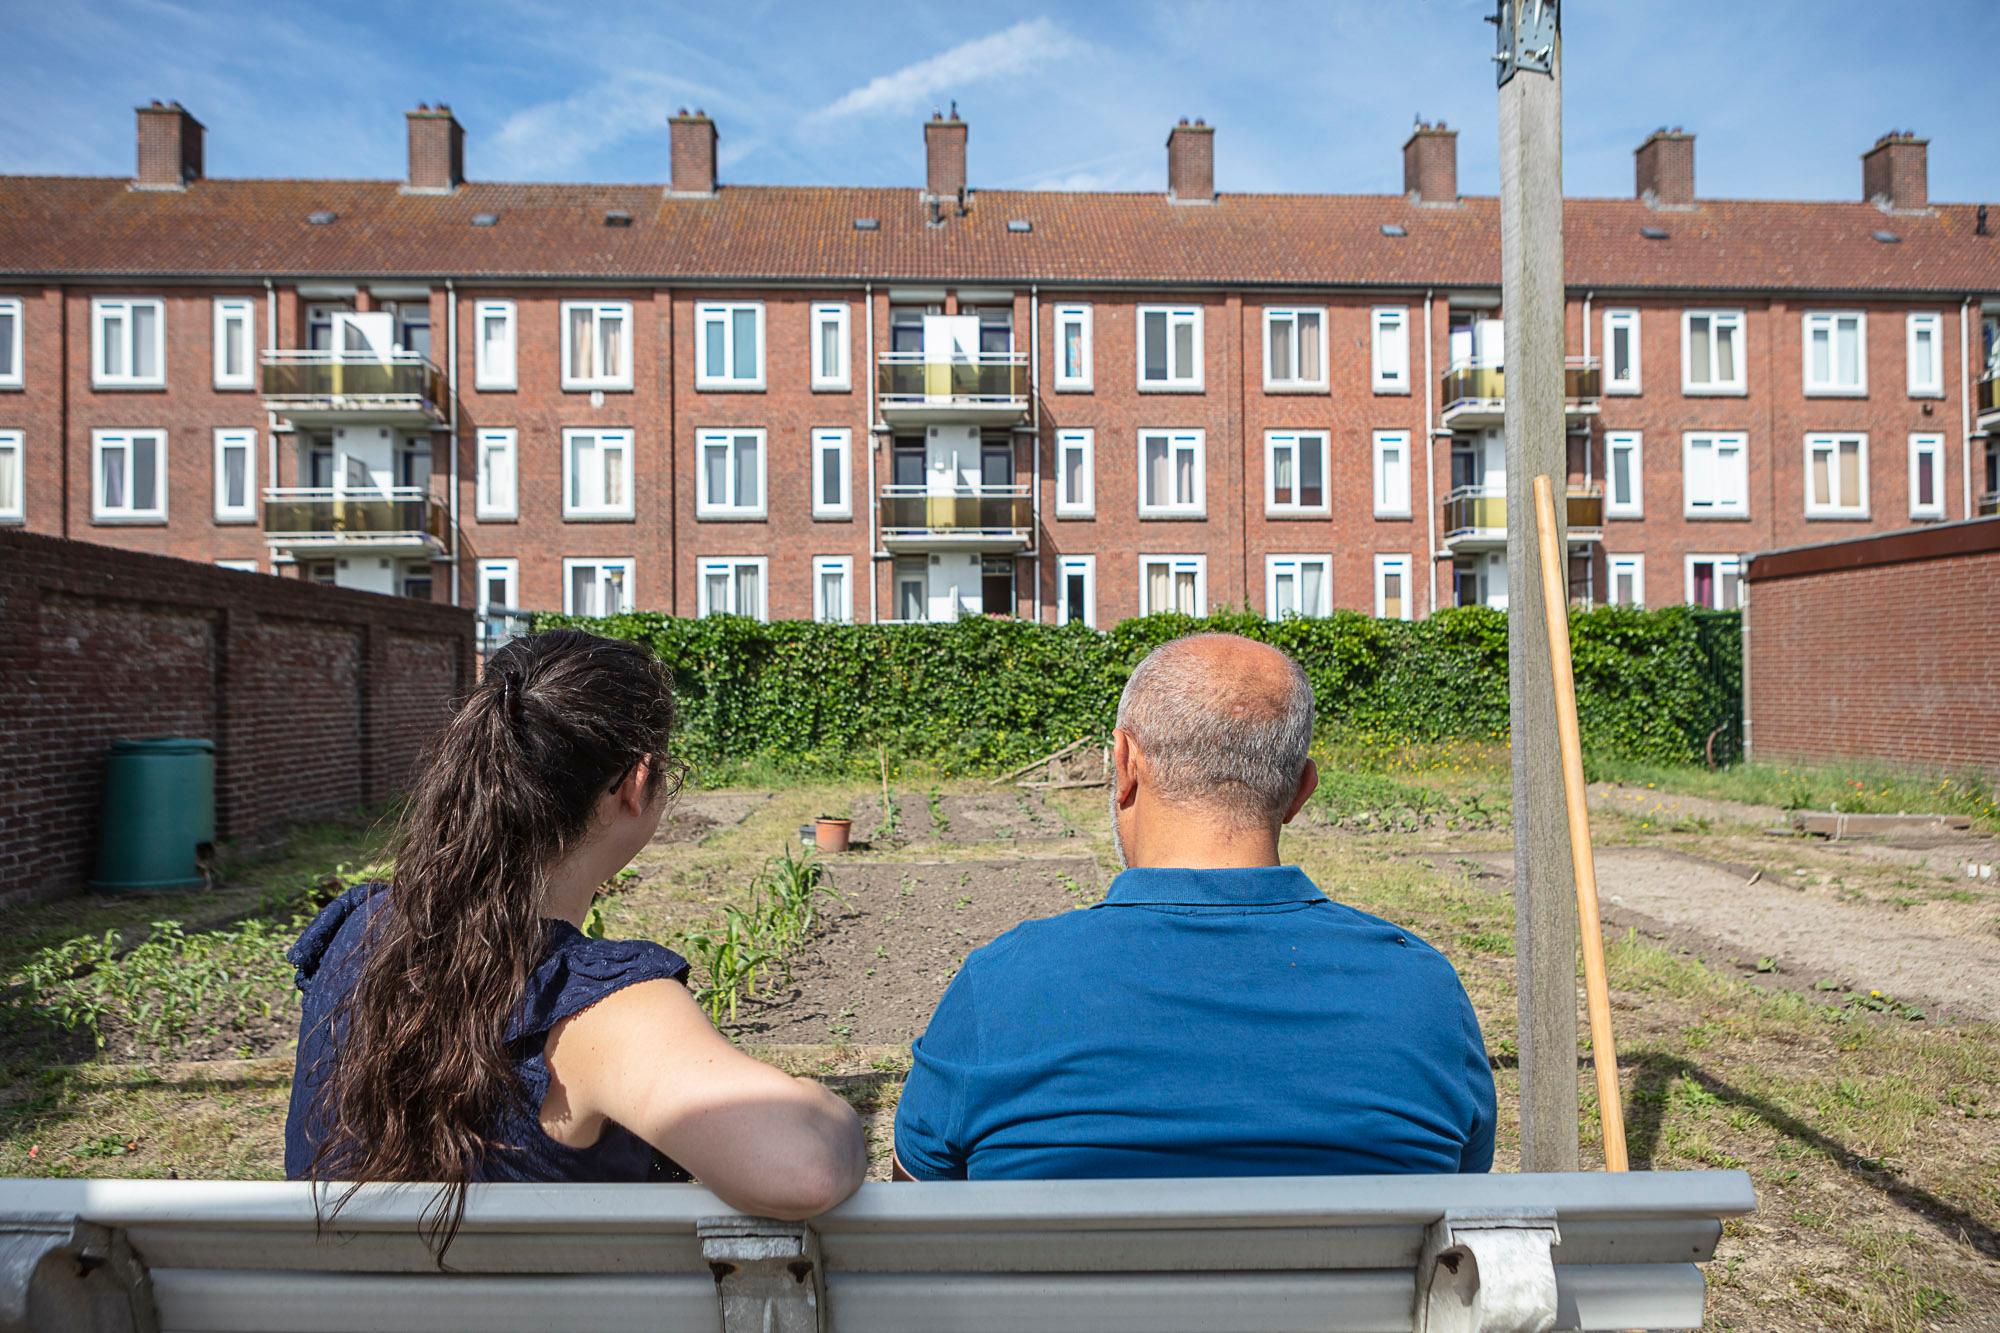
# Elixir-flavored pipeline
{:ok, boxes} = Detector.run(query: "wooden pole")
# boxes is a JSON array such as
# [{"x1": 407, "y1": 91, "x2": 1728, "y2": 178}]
[{"x1": 1532, "y1": 473, "x2": 1629, "y2": 1172}]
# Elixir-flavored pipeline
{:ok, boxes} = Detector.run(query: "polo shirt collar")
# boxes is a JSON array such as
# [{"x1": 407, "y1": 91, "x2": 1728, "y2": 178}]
[{"x1": 1099, "y1": 865, "x2": 1323, "y2": 907}]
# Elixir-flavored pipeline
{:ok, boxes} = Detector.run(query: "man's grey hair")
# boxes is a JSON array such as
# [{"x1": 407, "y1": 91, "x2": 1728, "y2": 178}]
[{"x1": 1115, "y1": 634, "x2": 1315, "y2": 826}]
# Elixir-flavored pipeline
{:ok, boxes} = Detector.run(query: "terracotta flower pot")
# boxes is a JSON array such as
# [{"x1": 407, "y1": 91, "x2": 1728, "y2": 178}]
[{"x1": 814, "y1": 818, "x2": 852, "y2": 854}]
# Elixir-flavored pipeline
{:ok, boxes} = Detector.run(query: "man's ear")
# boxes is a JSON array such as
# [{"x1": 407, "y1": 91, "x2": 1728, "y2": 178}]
[
  {"x1": 1111, "y1": 729, "x2": 1141, "y2": 807},
  {"x1": 1280, "y1": 758, "x2": 1319, "y2": 825}
]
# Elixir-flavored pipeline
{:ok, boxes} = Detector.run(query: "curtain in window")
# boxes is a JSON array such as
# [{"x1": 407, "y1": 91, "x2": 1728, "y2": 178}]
[
  {"x1": 573, "y1": 567, "x2": 597, "y2": 616},
  {"x1": 1175, "y1": 446, "x2": 1194, "y2": 506},
  {"x1": 1689, "y1": 319, "x2": 1712, "y2": 382},
  {"x1": 1303, "y1": 562, "x2": 1325, "y2": 616},
  {"x1": 1713, "y1": 321, "x2": 1736, "y2": 382},
  {"x1": 102, "y1": 448, "x2": 126, "y2": 509},
  {"x1": 1272, "y1": 445, "x2": 1294, "y2": 505},
  {"x1": 569, "y1": 307, "x2": 595, "y2": 379},
  {"x1": 1174, "y1": 569, "x2": 1197, "y2": 615},
  {"x1": 820, "y1": 571, "x2": 843, "y2": 621},
  {"x1": 1063, "y1": 447, "x2": 1082, "y2": 505},
  {"x1": 1147, "y1": 562, "x2": 1170, "y2": 613},
  {"x1": 735, "y1": 564, "x2": 760, "y2": 618},
  {"x1": 1145, "y1": 437, "x2": 1168, "y2": 506},
  {"x1": 597, "y1": 313, "x2": 623, "y2": 381},
  {"x1": 1838, "y1": 440, "x2": 1859, "y2": 505},
  {"x1": 1269, "y1": 319, "x2": 1293, "y2": 380},
  {"x1": 1297, "y1": 312, "x2": 1320, "y2": 377},
  {"x1": 0, "y1": 446, "x2": 16, "y2": 512},
  {"x1": 820, "y1": 319, "x2": 840, "y2": 379},
  {"x1": 602, "y1": 442, "x2": 624, "y2": 508},
  {"x1": 224, "y1": 446, "x2": 247, "y2": 509},
  {"x1": 224, "y1": 316, "x2": 245, "y2": 377},
  {"x1": 482, "y1": 313, "x2": 508, "y2": 374},
  {"x1": 1274, "y1": 570, "x2": 1296, "y2": 617},
  {"x1": 703, "y1": 442, "x2": 728, "y2": 507}
]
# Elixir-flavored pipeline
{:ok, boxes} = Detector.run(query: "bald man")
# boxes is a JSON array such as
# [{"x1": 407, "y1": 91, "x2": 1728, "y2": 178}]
[{"x1": 893, "y1": 633, "x2": 1496, "y2": 1181}]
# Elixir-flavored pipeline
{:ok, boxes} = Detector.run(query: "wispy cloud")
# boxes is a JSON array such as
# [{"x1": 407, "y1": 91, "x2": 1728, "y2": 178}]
[
  {"x1": 489, "y1": 70, "x2": 720, "y2": 177},
  {"x1": 809, "y1": 18, "x2": 1083, "y2": 124}
]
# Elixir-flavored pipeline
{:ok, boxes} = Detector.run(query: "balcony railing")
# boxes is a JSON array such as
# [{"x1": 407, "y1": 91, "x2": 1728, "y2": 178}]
[
  {"x1": 261, "y1": 350, "x2": 448, "y2": 419},
  {"x1": 262, "y1": 487, "x2": 447, "y2": 547},
  {"x1": 1980, "y1": 490, "x2": 2000, "y2": 518},
  {"x1": 1443, "y1": 483, "x2": 1604, "y2": 541},
  {"x1": 876, "y1": 352, "x2": 1031, "y2": 420},
  {"x1": 1978, "y1": 372, "x2": 2000, "y2": 420},
  {"x1": 878, "y1": 484, "x2": 1033, "y2": 545},
  {"x1": 1440, "y1": 358, "x2": 1602, "y2": 419}
]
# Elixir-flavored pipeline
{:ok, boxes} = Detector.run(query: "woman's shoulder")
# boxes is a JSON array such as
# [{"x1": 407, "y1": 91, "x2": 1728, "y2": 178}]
[
  {"x1": 288, "y1": 881, "x2": 390, "y2": 990},
  {"x1": 512, "y1": 925, "x2": 692, "y2": 1040}
]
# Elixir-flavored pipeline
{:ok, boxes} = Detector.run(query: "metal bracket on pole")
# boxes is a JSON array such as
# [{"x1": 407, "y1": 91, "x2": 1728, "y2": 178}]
[
  {"x1": 0, "y1": 1220, "x2": 158, "y2": 1333},
  {"x1": 698, "y1": 1217, "x2": 826, "y2": 1333},
  {"x1": 1492, "y1": 0, "x2": 1559, "y2": 86},
  {"x1": 1415, "y1": 1209, "x2": 1561, "y2": 1333}
]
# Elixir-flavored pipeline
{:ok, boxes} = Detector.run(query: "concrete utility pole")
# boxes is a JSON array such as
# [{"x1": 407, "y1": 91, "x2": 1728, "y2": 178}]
[{"x1": 1495, "y1": 0, "x2": 1579, "y2": 1173}]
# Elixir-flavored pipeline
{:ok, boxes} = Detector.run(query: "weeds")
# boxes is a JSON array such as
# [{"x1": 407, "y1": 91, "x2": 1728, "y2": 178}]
[{"x1": 926, "y1": 786, "x2": 948, "y2": 834}]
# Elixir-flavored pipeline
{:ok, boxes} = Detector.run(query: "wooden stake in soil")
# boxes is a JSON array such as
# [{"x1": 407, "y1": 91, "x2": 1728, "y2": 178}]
[{"x1": 1531, "y1": 473, "x2": 1630, "y2": 1172}]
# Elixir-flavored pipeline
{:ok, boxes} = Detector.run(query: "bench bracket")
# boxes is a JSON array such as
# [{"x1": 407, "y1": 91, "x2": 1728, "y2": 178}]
[
  {"x1": 698, "y1": 1217, "x2": 826, "y2": 1333},
  {"x1": 1416, "y1": 1208, "x2": 1561, "y2": 1333},
  {"x1": 0, "y1": 1219, "x2": 158, "y2": 1333}
]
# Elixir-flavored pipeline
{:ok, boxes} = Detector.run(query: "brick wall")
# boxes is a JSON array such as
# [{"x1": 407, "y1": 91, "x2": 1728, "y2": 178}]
[
  {"x1": 1744, "y1": 518, "x2": 2000, "y2": 779},
  {"x1": 0, "y1": 528, "x2": 475, "y2": 906}
]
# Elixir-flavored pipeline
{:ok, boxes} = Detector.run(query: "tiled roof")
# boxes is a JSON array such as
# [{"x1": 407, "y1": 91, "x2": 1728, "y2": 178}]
[{"x1": 2, "y1": 176, "x2": 1995, "y2": 293}]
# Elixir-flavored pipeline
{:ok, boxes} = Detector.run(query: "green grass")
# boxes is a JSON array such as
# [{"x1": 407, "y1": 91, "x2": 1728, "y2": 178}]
[{"x1": 1584, "y1": 756, "x2": 1999, "y2": 829}]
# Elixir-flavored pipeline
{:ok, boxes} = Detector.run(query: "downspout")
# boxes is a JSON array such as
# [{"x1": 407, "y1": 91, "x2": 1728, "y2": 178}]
[
  {"x1": 445, "y1": 278, "x2": 460, "y2": 606},
  {"x1": 1580, "y1": 290, "x2": 1593, "y2": 487},
  {"x1": 264, "y1": 279, "x2": 277, "y2": 514},
  {"x1": 1030, "y1": 283, "x2": 1041, "y2": 623},
  {"x1": 1962, "y1": 296, "x2": 1975, "y2": 520},
  {"x1": 866, "y1": 281, "x2": 877, "y2": 624},
  {"x1": 1422, "y1": 288, "x2": 1436, "y2": 616},
  {"x1": 58, "y1": 288, "x2": 69, "y2": 539}
]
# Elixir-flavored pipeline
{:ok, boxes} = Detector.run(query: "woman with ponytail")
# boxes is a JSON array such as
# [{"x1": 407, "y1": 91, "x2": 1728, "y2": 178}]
[{"x1": 284, "y1": 629, "x2": 864, "y2": 1244}]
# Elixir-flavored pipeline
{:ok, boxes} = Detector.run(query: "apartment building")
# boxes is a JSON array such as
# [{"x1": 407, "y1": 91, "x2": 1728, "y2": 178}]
[{"x1": 2, "y1": 102, "x2": 1996, "y2": 631}]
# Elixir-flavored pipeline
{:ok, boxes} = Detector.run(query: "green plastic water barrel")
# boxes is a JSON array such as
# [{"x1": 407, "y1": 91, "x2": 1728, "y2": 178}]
[{"x1": 91, "y1": 737, "x2": 216, "y2": 892}]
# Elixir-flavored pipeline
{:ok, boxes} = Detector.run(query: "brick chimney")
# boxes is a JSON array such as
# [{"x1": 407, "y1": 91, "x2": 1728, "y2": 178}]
[
  {"x1": 925, "y1": 106, "x2": 967, "y2": 201},
  {"x1": 670, "y1": 109, "x2": 717, "y2": 196},
  {"x1": 1166, "y1": 118, "x2": 1215, "y2": 204},
  {"x1": 1402, "y1": 121, "x2": 1457, "y2": 206},
  {"x1": 405, "y1": 104, "x2": 465, "y2": 194},
  {"x1": 1635, "y1": 128, "x2": 1695, "y2": 209},
  {"x1": 134, "y1": 101, "x2": 203, "y2": 190},
  {"x1": 1863, "y1": 131, "x2": 1928, "y2": 212}
]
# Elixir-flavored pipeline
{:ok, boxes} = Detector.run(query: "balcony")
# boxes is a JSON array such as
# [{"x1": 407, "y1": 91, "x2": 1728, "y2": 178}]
[
  {"x1": 261, "y1": 351, "x2": 448, "y2": 428},
  {"x1": 1440, "y1": 358, "x2": 1602, "y2": 430},
  {"x1": 876, "y1": 352, "x2": 1030, "y2": 425},
  {"x1": 1442, "y1": 483, "x2": 1604, "y2": 550},
  {"x1": 1980, "y1": 490, "x2": 1999, "y2": 518},
  {"x1": 878, "y1": 484, "x2": 1033, "y2": 552},
  {"x1": 1978, "y1": 372, "x2": 2000, "y2": 428},
  {"x1": 262, "y1": 488, "x2": 447, "y2": 553}
]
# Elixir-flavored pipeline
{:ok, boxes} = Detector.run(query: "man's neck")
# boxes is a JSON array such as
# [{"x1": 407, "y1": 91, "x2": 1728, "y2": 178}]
[{"x1": 1126, "y1": 820, "x2": 1284, "y2": 870}]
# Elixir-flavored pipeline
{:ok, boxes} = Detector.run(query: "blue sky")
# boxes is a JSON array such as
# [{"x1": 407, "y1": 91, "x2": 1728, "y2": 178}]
[{"x1": 4, "y1": 0, "x2": 1997, "y2": 203}]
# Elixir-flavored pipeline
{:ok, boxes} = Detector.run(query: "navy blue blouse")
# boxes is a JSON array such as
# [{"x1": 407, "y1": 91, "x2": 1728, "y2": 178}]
[{"x1": 284, "y1": 882, "x2": 692, "y2": 1182}]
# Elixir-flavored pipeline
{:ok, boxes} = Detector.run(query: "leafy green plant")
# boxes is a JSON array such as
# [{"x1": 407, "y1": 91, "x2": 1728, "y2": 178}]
[{"x1": 676, "y1": 846, "x2": 842, "y2": 1022}]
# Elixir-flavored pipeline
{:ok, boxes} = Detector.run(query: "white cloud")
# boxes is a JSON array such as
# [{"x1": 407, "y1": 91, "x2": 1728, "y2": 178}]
[
  {"x1": 809, "y1": 18, "x2": 1082, "y2": 124},
  {"x1": 489, "y1": 70, "x2": 719, "y2": 177}
]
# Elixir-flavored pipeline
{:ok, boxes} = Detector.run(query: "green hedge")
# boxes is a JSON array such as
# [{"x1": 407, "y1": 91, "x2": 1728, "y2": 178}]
[{"x1": 529, "y1": 606, "x2": 1742, "y2": 775}]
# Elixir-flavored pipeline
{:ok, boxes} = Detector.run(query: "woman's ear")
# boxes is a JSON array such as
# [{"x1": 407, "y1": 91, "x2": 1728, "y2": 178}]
[{"x1": 617, "y1": 758, "x2": 652, "y2": 817}]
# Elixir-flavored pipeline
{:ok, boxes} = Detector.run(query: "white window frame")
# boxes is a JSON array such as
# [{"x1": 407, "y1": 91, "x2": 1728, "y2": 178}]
[
  {"x1": 91, "y1": 428, "x2": 168, "y2": 521},
  {"x1": 558, "y1": 300, "x2": 633, "y2": 391},
  {"x1": 477, "y1": 558, "x2": 519, "y2": 614},
  {"x1": 1803, "y1": 432, "x2": 1869, "y2": 518},
  {"x1": 812, "y1": 428, "x2": 851, "y2": 518},
  {"x1": 1802, "y1": 310, "x2": 1868, "y2": 397},
  {"x1": 211, "y1": 298, "x2": 255, "y2": 391},
  {"x1": 696, "y1": 556, "x2": 770, "y2": 621},
  {"x1": 1684, "y1": 554, "x2": 1743, "y2": 610},
  {"x1": 1603, "y1": 308, "x2": 1641, "y2": 395},
  {"x1": 1605, "y1": 431, "x2": 1644, "y2": 518},
  {"x1": 1682, "y1": 431, "x2": 1749, "y2": 517},
  {"x1": 1371, "y1": 306, "x2": 1411, "y2": 395},
  {"x1": 1136, "y1": 305, "x2": 1203, "y2": 391},
  {"x1": 695, "y1": 428, "x2": 768, "y2": 519},
  {"x1": 1908, "y1": 433, "x2": 1946, "y2": 520},
  {"x1": 1263, "y1": 306, "x2": 1328, "y2": 391},
  {"x1": 213, "y1": 559, "x2": 259, "y2": 574},
  {"x1": 1681, "y1": 309, "x2": 1746, "y2": 395},
  {"x1": 1138, "y1": 429, "x2": 1206, "y2": 517},
  {"x1": 1607, "y1": 554, "x2": 1646, "y2": 607},
  {"x1": 475, "y1": 428, "x2": 518, "y2": 520},
  {"x1": 0, "y1": 430, "x2": 22, "y2": 522},
  {"x1": 812, "y1": 556, "x2": 853, "y2": 623},
  {"x1": 474, "y1": 300, "x2": 517, "y2": 391},
  {"x1": 1266, "y1": 554, "x2": 1334, "y2": 620},
  {"x1": 212, "y1": 427, "x2": 257, "y2": 523},
  {"x1": 1053, "y1": 304, "x2": 1093, "y2": 391},
  {"x1": 1055, "y1": 429, "x2": 1094, "y2": 517},
  {"x1": 1373, "y1": 554, "x2": 1414, "y2": 621},
  {"x1": 1263, "y1": 430, "x2": 1329, "y2": 517},
  {"x1": 1057, "y1": 554, "x2": 1096, "y2": 628},
  {"x1": 1139, "y1": 554, "x2": 1207, "y2": 616},
  {"x1": 1372, "y1": 430, "x2": 1412, "y2": 518},
  {"x1": 696, "y1": 301, "x2": 767, "y2": 390},
  {"x1": 92, "y1": 298, "x2": 166, "y2": 389},
  {"x1": 809, "y1": 303, "x2": 850, "y2": 391},
  {"x1": 562, "y1": 428, "x2": 635, "y2": 520},
  {"x1": 562, "y1": 557, "x2": 635, "y2": 617},
  {"x1": 0, "y1": 297, "x2": 21, "y2": 388},
  {"x1": 1906, "y1": 312, "x2": 1944, "y2": 397}
]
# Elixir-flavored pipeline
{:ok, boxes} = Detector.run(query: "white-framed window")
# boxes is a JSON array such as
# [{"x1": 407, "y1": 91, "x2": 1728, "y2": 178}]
[
  {"x1": 92, "y1": 298, "x2": 166, "y2": 388},
  {"x1": 560, "y1": 301, "x2": 632, "y2": 390},
  {"x1": 1055, "y1": 429, "x2": 1094, "y2": 517},
  {"x1": 1607, "y1": 555, "x2": 1645, "y2": 606},
  {"x1": 697, "y1": 557, "x2": 768, "y2": 620},
  {"x1": 1373, "y1": 554, "x2": 1413, "y2": 621},
  {"x1": 1373, "y1": 430, "x2": 1412, "y2": 517},
  {"x1": 809, "y1": 303, "x2": 849, "y2": 390},
  {"x1": 1371, "y1": 306, "x2": 1411, "y2": 394},
  {"x1": 1265, "y1": 430, "x2": 1328, "y2": 515},
  {"x1": 696, "y1": 429, "x2": 767, "y2": 518},
  {"x1": 812, "y1": 556, "x2": 853, "y2": 623},
  {"x1": 562, "y1": 429, "x2": 634, "y2": 519},
  {"x1": 1140, "y1": 554, "x2": 1206, "y2": 616},
  {"x1": 812, "y1": 428, "x2": 851, "y2": 518},
  {"x1": 1264, "y1": 306, "x2": 1327, "y2": 391},
  {"x1": 0, "y1": 430, "x2": 22, "y2": 521},
  {"x1": 1058, "y1": 555, "x2": 1096, "y2": 627},
  {"x1": 1802, "y1": 311, "x2": 1866, "y2": 396},
  {"x1": 475, "y1": 300, "x2": 517, "y2": 390},
  {"x1": 91, "y1": 429, "x2": 167, "y2": 520},
  {"x1": 1053, "y1": 304, "x2": 1093, "y2": 390},
  {"x1": 1605, "y1": 431, "x2": 1643, "y2": 518},
  {"x1": 211, "y1": 299, "x2": 254, "y2": 390},
  {"x1": 1138, "y1": 429, "x2": 1205, "y2": 516},
  {"x1": 1804, "y1": 432, "x2": 1869, "y2": 517},
  {"x1": 213, "y1": 559, "x2": 259, "y2": 574},
  {"x1": 1906, "y1": 312, "x2": 1943, "y2": 397},
  {"x1": 1267, "y1": 554, "x2": 1333, "y2": 619},
  {"x1": 212, "y1": 428, "x2": 256, "y2": 522},
  {"x1": 476, "y1": 428, "x2": 517, "y2": 520},
  {"x1": 563, "y1": 558, "x2": 634, "y2": 616},
  {"x1": 696, "y1": 302, "x2": 766, "y2": 390},
  {"x1": 1137, "y1": 305, "x2": 1202, "y2": 390},
  {"x1": 1909, "y1": 433, "x2": 1946, "y2": 520},
  {"x1": 1681, "y1": 310, "x2": 1745, "y2": 394},
  {"x1": 478, "y1": 558, "x2": 519, "y2": 614},
  {"x1": 1683, "y1": 431, "x2": 1748, "y2": 516},
  {"x1": 1603, "y1": 308, "x2": 1641, "y2": 394},
  {"x1": 1685, "y1": 554, "x2": 1742, "y2": 610},
  {"x1": 0, "y1": 297, "x2": 21, "y2": 388}
]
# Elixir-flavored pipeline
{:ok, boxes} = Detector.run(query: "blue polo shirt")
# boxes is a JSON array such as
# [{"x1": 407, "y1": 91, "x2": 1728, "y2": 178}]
[{"x1": 893, "y1": 865, "x2": 1495, "y2": 1180}]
